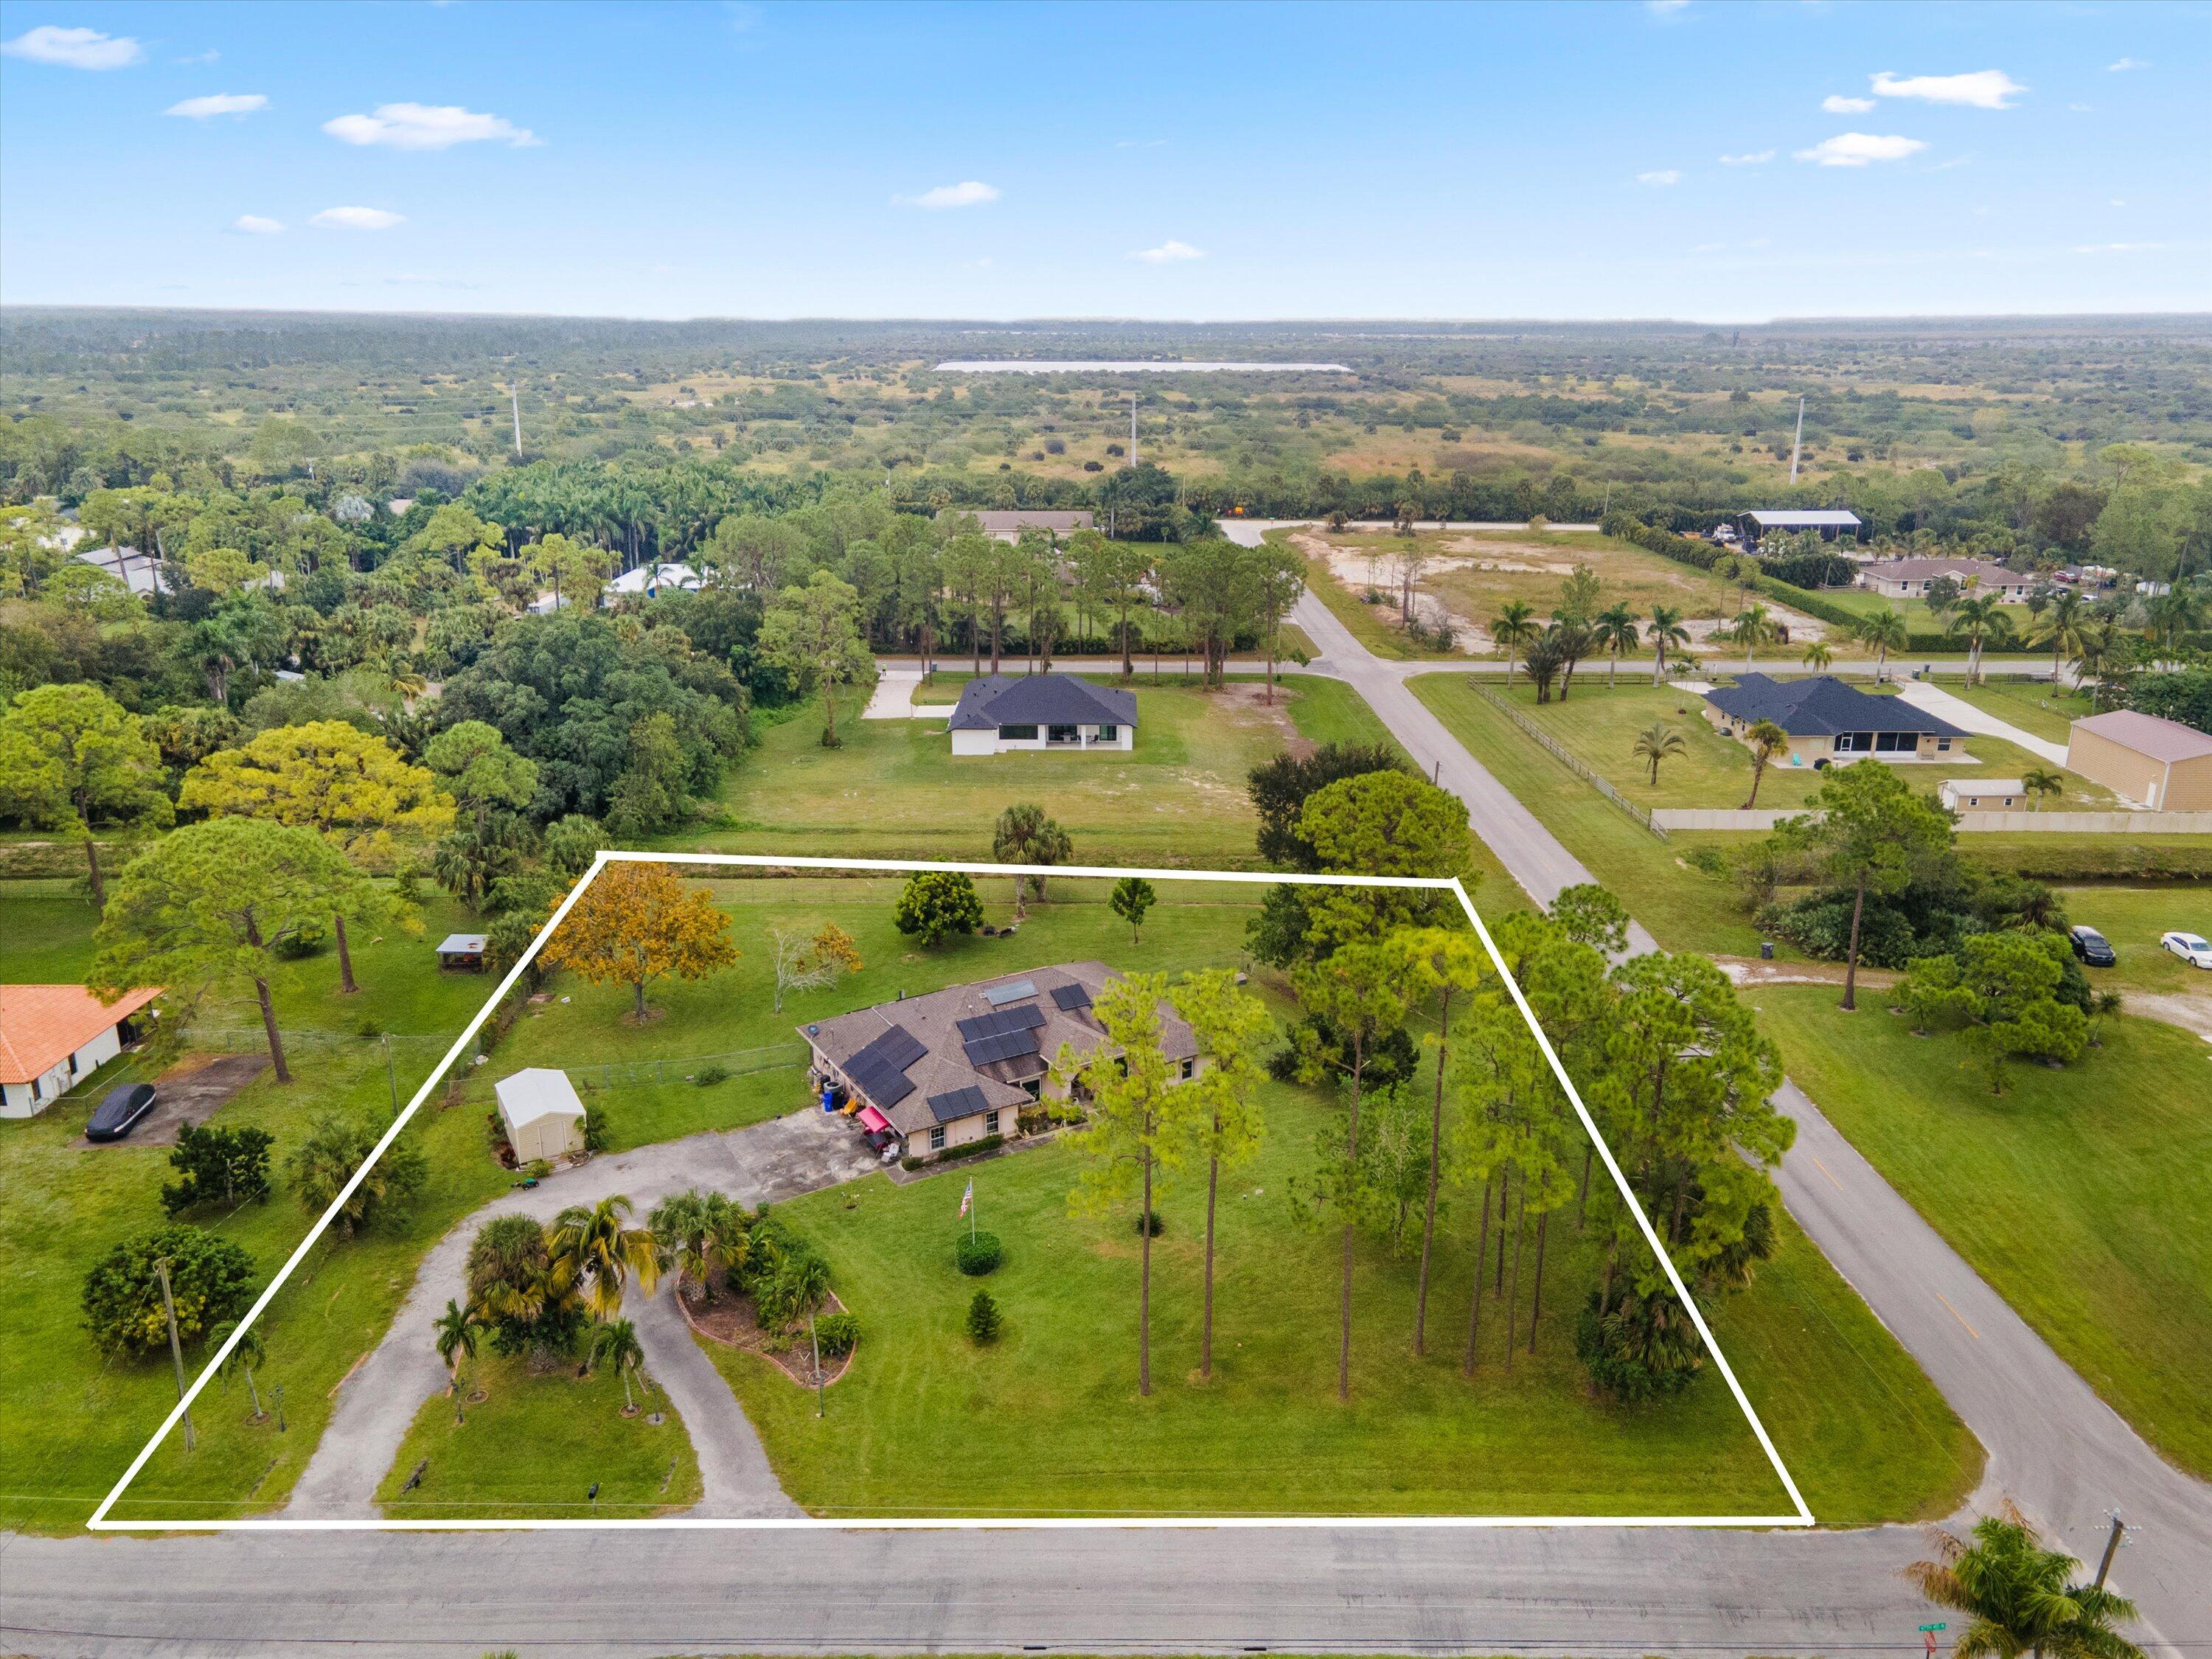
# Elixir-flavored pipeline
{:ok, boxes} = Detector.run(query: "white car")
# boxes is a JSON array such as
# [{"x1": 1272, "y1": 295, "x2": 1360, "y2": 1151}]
[{"x1": 2162, "y1": 931, "x2": 2212, "y2": 969}]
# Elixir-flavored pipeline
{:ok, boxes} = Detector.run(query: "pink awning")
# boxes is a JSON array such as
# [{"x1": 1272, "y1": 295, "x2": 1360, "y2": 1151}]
[{"x1": 857, "y1": 1105, "x2": 891, "y2": 1134}]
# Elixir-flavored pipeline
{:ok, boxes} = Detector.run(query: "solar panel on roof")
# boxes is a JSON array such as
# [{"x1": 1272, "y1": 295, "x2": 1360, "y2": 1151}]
[
  {"x1": 851, "y1": 1024, "x2": 926, "y2": 1073},
  {"x1": 956, "y1": 1004, "x2": 1046, "y2": 1043},
  {"x1": 927, "y1": 1085, "x2": 991, "y2": 1122},
  {"x1": 981, "y1": 980, "x2": 1037, "y2": 1006},
  {"x1": 962, "y1": 1027, "x2": 1042, "y2": 1068},
  {"x1": 1050, "y1": 982, "x2": 1093, "y2": 1011},
  {"x1": 847, "y1": 1058, "x2": 916, "y2": 1107}
]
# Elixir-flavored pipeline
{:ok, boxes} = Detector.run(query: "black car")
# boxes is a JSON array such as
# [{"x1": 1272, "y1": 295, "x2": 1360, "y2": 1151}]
[
  {"x1": 2068, "y1": 925, "x2": 2117, "y2": 967},
  {"x1": 86, "y1": 1082, "x2": 158, "y2": 1142}
]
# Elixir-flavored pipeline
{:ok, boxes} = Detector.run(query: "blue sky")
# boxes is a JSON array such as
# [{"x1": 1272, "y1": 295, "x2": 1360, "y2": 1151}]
[{"x1": 1, "y1": 0, "x2": 2205, "y2": 320}]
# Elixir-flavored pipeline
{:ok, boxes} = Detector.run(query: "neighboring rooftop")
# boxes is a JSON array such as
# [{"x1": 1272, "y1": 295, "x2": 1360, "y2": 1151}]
[
  {"x1": 1861, "y1": 555, "x2": 2020, "y2": 582},
  {"x1": 74, "y1": 544, "x2": 170, "y2": 597},
  {"x1": 0, "y1": 985, "x2": 162, "y2": 1085},
  {"x1": 956, "y1": 509, "x2": 1096, "y2": 539},
  {"x1": 801, "y1": 962, "x2": 1197, "y2": 1140},
  {"x1": 2073, "y1": 709, "x2": 2212, "y2": 764},
  {"x1": 949, "y1": 672, "x2": 1138, "y2": 732},
  {"x1": 1744, "y1": 510, "x2": 1863, "y2": 529},
  {"x1": 1704, "y1": 674, "x2": 1966, "y2": 737}
]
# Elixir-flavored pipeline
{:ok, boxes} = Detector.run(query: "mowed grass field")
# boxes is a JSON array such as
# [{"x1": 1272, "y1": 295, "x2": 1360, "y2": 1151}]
[
  {"x1": 1482, "y1": 679, "x2": 2119, "y2": 812},
  {"x1": 702, "y1": 1065, "x2": 1977, "y2": 1523},
  {"x1": 375, "y1": 1352, "x2": 703, "y2": 1520},
  {"x1": 1938, "y1": 676, "x2": 2098, "y2": 746},
  {"x1": 0, "y1": 885, "x2": 509, "y2": 1530},
  {"x1": 2056, "y1": 886, "x2": 2212, "y2": 998},
  {"x1": 684, "y1": 674, "x2": 1370, "y2": 870},
  {"x1": 1753, "y1": 987, "x2": 2212, "y2": 1480}
]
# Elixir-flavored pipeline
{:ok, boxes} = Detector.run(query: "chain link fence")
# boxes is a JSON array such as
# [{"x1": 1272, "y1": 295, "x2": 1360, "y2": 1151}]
[{"x1": 1469, "y1": 683, "x2": 1668, "y2": 841}]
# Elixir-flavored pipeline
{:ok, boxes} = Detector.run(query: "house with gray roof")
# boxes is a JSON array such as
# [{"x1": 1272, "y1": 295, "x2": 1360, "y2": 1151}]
[
  {"x1": 947, "y1": 672, "x2": 1137, "y2": 756},
  {"x1": 1702, "y1": 673, "x2": 1966, "y2": 766},
  {"x1": 799, "y1": 961, "x2": 1200, "y2": 1162}
]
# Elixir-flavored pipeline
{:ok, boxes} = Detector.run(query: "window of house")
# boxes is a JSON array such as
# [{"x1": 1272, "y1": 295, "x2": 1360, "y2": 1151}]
[
  {"x1": 1936, "y1": 737, "x2": 1952, "y2": 752},
  {"x1": 1874, "y1": 731, "x2": 1912, "y2": 753},
  {"x1": 1098, "y1": 723, "x2": 1118, "y2": 741},
  {"x1": 67, "y1": 1051, "x2": 78, "y2": 1077},
  {"x1": 999, "y1": 724, "x2": 1038, "y2": 740},
  {"x1": 986, "y1": 1110, "x2": 1000, "y2": 1135},
  {"x1": 930, "y1": 1124, "x2": 947, "y2": 1151},
  {"x1": 1048, "y1": 723, "x2": 1079, "y2": 743},
  {"x1": 1180, "y1": 1058, "x2": 1195, "y2": 1080},
  {"x1": 30, "y1": 1077, "x2": 42, "y2": 1102}
]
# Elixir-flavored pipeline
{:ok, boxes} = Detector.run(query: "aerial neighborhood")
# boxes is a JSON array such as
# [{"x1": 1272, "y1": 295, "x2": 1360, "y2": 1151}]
[{"x1": 0, "y1": 8, "x2": 2208, "y2": 1641}]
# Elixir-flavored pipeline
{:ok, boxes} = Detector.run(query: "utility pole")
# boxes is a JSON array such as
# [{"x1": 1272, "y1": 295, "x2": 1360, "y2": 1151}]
[
  {"x1": 383, "y1": 1032, "x2": 400, "y2": 1118},
  {"x1": 2093, "y1": 1513, "x2": 2126, "y2": 1589},
  {"x1": 511, "y1": 382, "x2": 524, "y2": 456},
  {"x1": 1788, "y1": 395, "x2": 1805, "y2": 484},
  {"x1": 1129, "y1": 393, "x2": 1138, "y2": 467},
  {"x1": 153, "y1": 1259, "x2": 196, "y2": 1452}
]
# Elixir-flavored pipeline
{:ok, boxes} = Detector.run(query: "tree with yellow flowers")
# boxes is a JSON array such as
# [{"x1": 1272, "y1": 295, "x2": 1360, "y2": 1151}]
[
  {"x1": 540, "y1": 862, "x2": 737, "y2": 1023},
  {"x1": 180, "y1": 721, "x2": 451, "y2": 992}
]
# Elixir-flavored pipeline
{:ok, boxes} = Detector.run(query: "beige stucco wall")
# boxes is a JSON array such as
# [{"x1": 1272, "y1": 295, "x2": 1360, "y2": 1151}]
[
  {"x1": 2067, "y1": 728, "x2": 2168, "y2": 807},
  {"x1": 508, "y1": 1111, "x2": 584, "y2": 1164}
]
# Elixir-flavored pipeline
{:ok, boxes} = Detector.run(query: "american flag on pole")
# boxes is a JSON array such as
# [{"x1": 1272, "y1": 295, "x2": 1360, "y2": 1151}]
[{"x1": 959, "y1": 1178, "x2": 973, "y2": 1218}]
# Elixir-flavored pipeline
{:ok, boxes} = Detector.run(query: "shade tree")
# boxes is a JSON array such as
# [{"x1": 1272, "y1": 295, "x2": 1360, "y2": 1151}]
[
  {"x1": 539, "y1": 861, "x2": 737, "y2": 1023},
  {"x1": 0, "y1": 682, "x2": 175, "y2": 905}
]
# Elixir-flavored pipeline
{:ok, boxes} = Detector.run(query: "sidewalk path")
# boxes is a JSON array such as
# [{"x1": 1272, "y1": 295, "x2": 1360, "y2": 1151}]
[
  {"x1": 1895, "y1": 681, "x2": 2070, "y2": 766},
  {"x1": 285, "y1": 1108, "x2": 876, "y2": 1519},
  {"x1": 861, "y1": 667, "x2": 938, "y2": 720}
]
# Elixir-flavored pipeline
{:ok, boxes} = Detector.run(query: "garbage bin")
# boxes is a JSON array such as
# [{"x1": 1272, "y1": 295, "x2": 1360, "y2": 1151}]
[{"x1": 1759, "y1": 941, "x2": 1775, "y2": 961}]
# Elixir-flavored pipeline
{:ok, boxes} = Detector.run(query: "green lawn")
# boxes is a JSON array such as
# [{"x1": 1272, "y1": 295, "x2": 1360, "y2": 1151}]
[
  {"x1": 0, "y1": 888, "x2": 511, "y2": 1530},
  {"x1": 1407, "y1": 674, "x2": 1772, "y2": 955},
  {"x1": 1756, "y1": 988, "x2": 2212, "y2": 1480},
  {"x1": 375, "y1": 1353, "x2": 703, "y2": 1519},
  {"x1": 683, "y1": 676, "x2": 1349, "y2": 871},
  {"x1": 1481, "y1": 678, "x2": 2118, "y2": 811},
  {"x1": 702, "y1": 1072, "x2": 1975, "y2": 1522},
  {"x1": 1937, "y1": 677, "x2": 2097, "y2": 746},
  {"x1": 2057, "y1": 886, "x2": 2212, "y2": 997}
]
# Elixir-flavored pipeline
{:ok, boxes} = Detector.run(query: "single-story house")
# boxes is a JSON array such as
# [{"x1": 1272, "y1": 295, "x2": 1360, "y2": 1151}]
[
  {"x1": 608, "y1": 562, "x2": 700, "y2": 599},
  {"x1": 1703, "y1": 674, "x2": 1967, "y2": 765},
  {"x1": 0, "y1": 984, "x2": 163, "y2": 1119},
  {"x1": 1857, "y1": 557, "x2": 2037, "y2": 603},
  {"x1": 956, "y1": 509, "x2": 1097, "y2": 544},
  {"x1": 1938, "y1": 779, "x2": 2027, "y2": 813},
  {"x1": 948, "y1": 673, "x2": 1137, "y2": 756},
  {"x1": 1736, "y1": 509, "x2": 1863, "y2": 549},
  {"x1": 436, "y1": 933, "x2": 489, "y2": 971},
  {"x1": 2066, "y1": 710, "x2": 2212, "y2": 810},
  {"x1": 800, "y1": 962, "x2": 1201, "y2": 1162},
  {"x1": 494, "y1": 1068, "x2": 588, "y2": 1164},
  {"x1": 74, "y1": 545, "x2": 170, "y2": 597}
]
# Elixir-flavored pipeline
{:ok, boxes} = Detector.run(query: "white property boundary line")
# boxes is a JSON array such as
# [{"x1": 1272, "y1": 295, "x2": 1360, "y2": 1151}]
[{"x1": 88, "y1": 851, "x2": 1815, "y2": 1533}]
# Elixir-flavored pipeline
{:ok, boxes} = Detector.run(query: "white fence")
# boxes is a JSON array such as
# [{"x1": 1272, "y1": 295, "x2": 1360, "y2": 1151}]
[{"x1": 1651, "y1": 807, "x2": 2212, "y2": 834}]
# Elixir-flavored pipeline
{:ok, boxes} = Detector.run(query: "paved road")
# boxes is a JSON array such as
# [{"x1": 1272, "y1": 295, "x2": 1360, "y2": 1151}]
[{"x1": 286, "y1": 1108, "x2": 874, "y2": 1520}]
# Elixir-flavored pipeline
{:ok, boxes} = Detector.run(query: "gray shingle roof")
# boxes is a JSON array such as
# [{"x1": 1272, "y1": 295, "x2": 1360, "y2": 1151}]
[
  {"x1": 1703, "y1": 674, "x2": 1966, "y2": 739},
  {"x1": 948, "y1": 674, "x2": 1139, "y2": 732}
]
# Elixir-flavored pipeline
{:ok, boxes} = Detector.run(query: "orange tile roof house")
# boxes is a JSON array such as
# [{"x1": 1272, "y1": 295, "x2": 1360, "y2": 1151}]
[
  {"x1": 2065, "y1": 710, "x2": 2212, "y2": 810},
  {"x1": 0, "y1": 984, "x2": 163, "y2": 1118}
]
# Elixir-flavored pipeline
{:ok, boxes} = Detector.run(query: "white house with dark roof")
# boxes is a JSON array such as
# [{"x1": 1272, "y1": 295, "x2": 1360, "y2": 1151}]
[
  {"x1": 799, "y1": 962, "x2": 1200, "y2": 1161},
  {"x1": 1702, "y1": 673, "x2": 1967, "y2": 765},
  {"x1": 947, "y1": 672, "x2": 1137, "y2": 756}
]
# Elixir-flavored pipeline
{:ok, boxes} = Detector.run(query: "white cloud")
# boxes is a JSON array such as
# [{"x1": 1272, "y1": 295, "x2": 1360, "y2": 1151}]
[
  {"x1": 1718, "y1": 150, "x2": 1774, "y2": 166},
  {"x1": 1646, "y1": 0, "x2": 1689, "y2": 13},
  {"x1": 1132, "y1": 240, "x2": 1204, "y2": 263},
  {"x1": 2107, "y1": 57, "x2": 2146, "y2": 72},
  {"x1": 1823, "y1": 94, "x2": 1875, "y2": 114},
  {"x1": 2073, "y1": 242, "x2": 2162, "y2": 254},
  {"x1": 1, "y1": 24, "x2": 144, "y2": 69},
  {"x1": 229, "y1": 215, "x2": 283, "y2": 234},
  {"x1": 1869, "y1": 69, "x2": 2025, "y2": 109},
  {"x1": 323, "y1": 102, "x2": 539, "y2": 150},
  {"x1": 1636, "y1": 170, "x2": 1681, "y2": 187},
  {"x1": 167, "y1": 92, "x2": 268, "y2": 119},
  {"x1": 175, "y1": 49, "x2": 219, "y2": 66},
  {"x1": 1795, "y1": 133, "x2": 1929, "y2": 167},
  {"x1": 310, "y1": 206, "x2": 406, "y2": 230},
  {"x1": 897, "y1": 180, "x2": 1000, "y2": 209}
]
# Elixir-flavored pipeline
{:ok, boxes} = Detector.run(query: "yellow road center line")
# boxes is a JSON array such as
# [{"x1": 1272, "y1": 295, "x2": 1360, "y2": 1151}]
[
  {"x1": 1809, "y1": 1153, "x2": 1846, "y2": 1192},
  {"x1": 1935, "y1": 1290, "x2": 1980, "y2": 1340}
]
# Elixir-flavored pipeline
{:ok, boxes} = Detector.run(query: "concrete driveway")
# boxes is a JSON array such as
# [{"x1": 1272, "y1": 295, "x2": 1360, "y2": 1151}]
[{"x1": 284, "y1": 1106, "x2": 876, "y2": 1520}]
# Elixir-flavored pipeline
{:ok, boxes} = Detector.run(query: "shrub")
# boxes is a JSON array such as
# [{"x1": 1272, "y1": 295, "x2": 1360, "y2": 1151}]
[
  {"x1": 1133, "y1": 1209, "x2": 1166, "y2": 1238},
  {"x1": 695, "y1": 1063, "x2": 730, "y2": 1088},
  {"x1": 268, "y1": 918, "x2": 327, "y2": 960},
  {"x1": 901, "y1": 1133, "x2": 1003, "y2": 1171},
  {"x1": 581, "y1": 1105, "x2": 609, "y2": 1152},
  {"x1": 813, "y1": 1310, "x2": 860, "y2": 1357},
  {"x1": 955, "y1": 1231, "x2": 1003, "y2": 1276},
  {"x1": 161, "y1": 1124, "x2": 274, "y2": 1216},
  {"x1": 1573, "y1": 1287, "x2": 1703, "y2": 1404},
  {"x1": 82, "y1": 1225, "x2": 257, "y2": 1355},
  {"x1": 965, "y1": 1288, "x2": 1002, "y2": 1345}
]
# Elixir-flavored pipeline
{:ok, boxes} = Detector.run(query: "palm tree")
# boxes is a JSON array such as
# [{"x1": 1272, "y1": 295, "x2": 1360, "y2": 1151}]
[
  {"x1": 1593, "y1": 603, "x2": 1640, "y2": 689},
  {"x1": 991, "y1": 801, "x2": 1073, "y2": 917},
  {"x1": 1947, "y1": 594, "x2": 2015, "y2": 686},
  {"x1": 2071, "y1": 618, "x2": 2127, "y2": 706},
  {"x1": 1551, "y1": 618, "x2": 1596, "y2": 700},
  {"x1": 2021, "y1": 766, "x2": 2065, "y2": 811},
  {"x1": 1801, "y1": 641, "x2": 1834, "y2": 672},
  {"x1": 1491, "y1": 599, "x2": 1540, "y2": 684},
  {"x1": 2026, "y1": 588, "x2": 2090, "y2": 686},
  {"x1": 1850, "y1": 608, "x2": 1910, "y2": 684},
  {"x1": 1905, "y1": 1503, "x2": 2143, "y2": 1659},
  {"x1": 2143, "y1": 583, "x2": 2208, "y2": 661},
  {"x1": 1631, "y1": 720, "x2": 1686, "y2": 787},
  {"x1": 649, "y1": 1189, "x2": 748, "y2": 1302},
  {"x1": 1731, "y1": 602, "x2": 1781, "y2": 673},
  {"x1": 433, "y1": 1298, "x2": 480, "y2": 1422},
  {"x1": 548, "y1": 1195, "x2": 664, "y2": 1322},
  {"x1": 210, "y1": 1319, "x2": 268, "y2": 1422},
  {"x1": 1646, "y1": 604, "x2": 1691, "y2": 686},
  {"x1": 588, "y1": 1318, "x2": 648, "y2": 1413},
  {"x1": 1741, "y1": 719, "x2": 1791, "y2": 809},
  {"x1": 1521, "y1": 629, "x2": 1570, "y2": 703}
]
